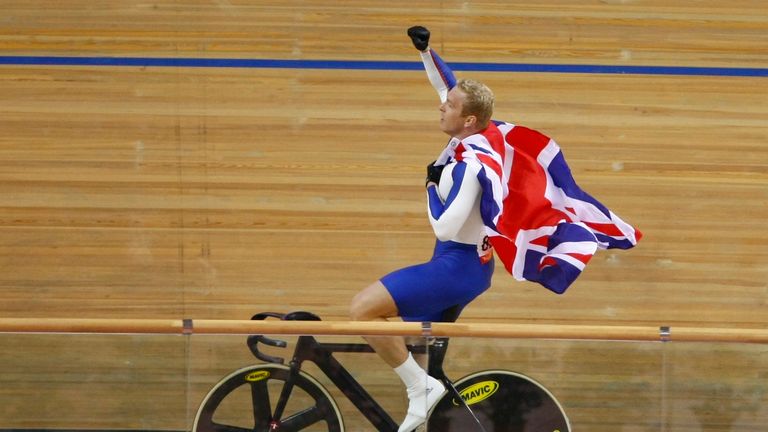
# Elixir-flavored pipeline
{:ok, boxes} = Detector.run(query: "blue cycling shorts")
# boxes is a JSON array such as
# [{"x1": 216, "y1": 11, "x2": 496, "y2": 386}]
[{"x1": 381, "y1": 240, "x2": 494, "y2": 322}]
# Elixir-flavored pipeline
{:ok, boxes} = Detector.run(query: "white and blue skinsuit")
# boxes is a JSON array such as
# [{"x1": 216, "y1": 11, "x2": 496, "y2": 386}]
[
  {"x1": 381, "y1": 158, "x2": 495, "y2": 322},
  {"x1": 380, "y1": 46, "x2": 494, "y2": 322}
]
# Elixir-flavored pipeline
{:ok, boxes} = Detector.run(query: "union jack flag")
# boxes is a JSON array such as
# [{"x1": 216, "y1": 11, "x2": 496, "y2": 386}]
[{"x1": 422, "y1": 49, "x2": 642, "y2": 294}]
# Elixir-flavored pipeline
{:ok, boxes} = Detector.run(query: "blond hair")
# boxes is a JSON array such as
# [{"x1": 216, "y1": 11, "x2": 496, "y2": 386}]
[{"x1": 456, "y1": 79, "x2": 495, "y2": 128}]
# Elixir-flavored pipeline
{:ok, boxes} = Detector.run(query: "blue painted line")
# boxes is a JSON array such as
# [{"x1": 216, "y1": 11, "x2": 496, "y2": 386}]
[
  {"x1": 0, "y1": 55, "x2": 765, "y2": 77},
  {"x1": 452, "y1": 61, "x2": 768, "y2": 77},
  {"x1": 0, "y1": 56, "x2": 423, "y2": 70}
]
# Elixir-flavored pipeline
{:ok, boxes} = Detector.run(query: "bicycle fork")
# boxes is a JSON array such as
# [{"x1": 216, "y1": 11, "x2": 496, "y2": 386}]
[
  {"x1": 268, "y1": 360, "x2": 302, "y2": 430},
  {"x1": 428, "y1": 337, "x2": 488, "y2": 432}
]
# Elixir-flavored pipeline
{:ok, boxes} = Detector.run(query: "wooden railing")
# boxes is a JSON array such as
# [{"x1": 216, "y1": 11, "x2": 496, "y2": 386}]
[{"x1": 0, "y1": 318, "x2": 766, "y2": 344}]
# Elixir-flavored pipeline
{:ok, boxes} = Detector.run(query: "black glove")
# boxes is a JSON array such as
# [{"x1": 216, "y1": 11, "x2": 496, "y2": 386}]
[
  {"x1": 407, "y1": 26, "x2": 430, "y2": 51},
  {"x1": 426, "y1": 161, "x2": 444, "y2": 186}
]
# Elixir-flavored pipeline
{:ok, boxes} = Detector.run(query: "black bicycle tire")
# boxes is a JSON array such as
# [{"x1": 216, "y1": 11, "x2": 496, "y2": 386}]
[
  {"x1": 193, "y1": 363, "x2": 345, "y2": 432},
  {"x1": 427, "y1": 369, "x2": 571, "y2": 432}
]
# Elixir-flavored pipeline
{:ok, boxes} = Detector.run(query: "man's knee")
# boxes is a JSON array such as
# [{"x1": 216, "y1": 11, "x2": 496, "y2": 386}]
[
  {"x1": 350, "y1": 282, "x2": 397, "y2": 321},
  {"x1": 349, "y1": 290, "x2": 369, "y2": 321}
]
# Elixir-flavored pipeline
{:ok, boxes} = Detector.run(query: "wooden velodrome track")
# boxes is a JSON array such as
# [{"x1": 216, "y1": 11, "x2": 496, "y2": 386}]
[{"x1": 0, "y1": 1, "x2": 766, "y2": 431}]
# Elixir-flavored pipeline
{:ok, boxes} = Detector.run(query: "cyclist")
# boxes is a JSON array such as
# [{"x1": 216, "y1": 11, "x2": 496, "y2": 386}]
[
  {"x1": 349, "y1": 77, "x2": 496, "y2": 432},
  {"x1": 350, "y1": 25, "x2": 640, "y2": 431}
]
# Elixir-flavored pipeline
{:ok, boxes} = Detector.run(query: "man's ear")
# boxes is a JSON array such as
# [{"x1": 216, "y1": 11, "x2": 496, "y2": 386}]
[{"x1": 464, "y1": 115, "x2": 478, "y2": 129}]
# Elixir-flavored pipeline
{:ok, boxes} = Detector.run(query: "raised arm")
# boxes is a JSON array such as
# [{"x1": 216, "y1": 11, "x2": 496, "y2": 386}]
[{"x1": 407, "y1": 26, "x2": 457, "y2": 103}]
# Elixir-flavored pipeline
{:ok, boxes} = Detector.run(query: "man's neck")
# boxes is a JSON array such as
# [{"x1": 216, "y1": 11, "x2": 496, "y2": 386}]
[{"x1": 454, "y1": 126, "x2": 485, "y2": 140}]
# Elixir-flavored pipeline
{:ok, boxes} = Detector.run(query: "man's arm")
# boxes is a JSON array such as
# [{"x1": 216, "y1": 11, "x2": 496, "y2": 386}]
[
  {"x1": 426, "y1": 162, "x2": 481, "y2": 241},
  {"x1": 407, "y1": 26, "x2": 457, "y2": 103}
]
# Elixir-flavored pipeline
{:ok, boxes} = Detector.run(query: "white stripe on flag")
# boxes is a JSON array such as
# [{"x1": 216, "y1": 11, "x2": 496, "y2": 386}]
[
  {"x1": 547, "y1": 240, "x2": 599, "y2": 257},
  {"x1": 546, "y1": 253, "x2": 589, "y2": 271}
]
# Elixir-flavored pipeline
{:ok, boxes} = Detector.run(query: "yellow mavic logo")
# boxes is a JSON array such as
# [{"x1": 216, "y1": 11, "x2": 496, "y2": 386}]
[
  {"x1": 453, "y1": 380, "x2": 499, "y2": 406},
  {"x1": 245, "y1": 370, "x2": 270, "y2": 382}
]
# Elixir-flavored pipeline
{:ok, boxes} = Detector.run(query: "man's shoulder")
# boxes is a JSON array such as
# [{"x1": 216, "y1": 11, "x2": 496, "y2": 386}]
[{"x1": 449, "y1": 158, "x2": 483, "y2": 176}]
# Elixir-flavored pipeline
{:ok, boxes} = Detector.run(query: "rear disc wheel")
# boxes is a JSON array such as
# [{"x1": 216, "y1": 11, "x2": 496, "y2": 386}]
[{"x1": 428, "y1": 370, "x2": 570, "y2": 432}]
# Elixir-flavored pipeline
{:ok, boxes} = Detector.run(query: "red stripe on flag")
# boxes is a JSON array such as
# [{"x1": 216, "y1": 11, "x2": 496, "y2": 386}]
[
  {"x1": 489, "y1": 235, "x2": 518, "y2": 275},
  {"x1": 539, "y1": 253, "x2": 594, "y2": 271},
  {"x1": 505, "y1": 126, "x2": 550, "y2": 154},
  {"x1": 453, "y1": 143, "x2": 466, "y2": 162},
  {"x1": 568, "y1": 253, "x2": 594, "y2": 265},
  {"x1": 477, "y1": 153, "x2": 502, "y2": 178},
  {"x1": 539, "y1": 256, "x2": 557, "y2": 270},
  {"x1": 583, "y1": 221, "x2": 627, "y2": 237},
  {"x1": 486, "y1": 123, "x2": 506, "y2": 158}
]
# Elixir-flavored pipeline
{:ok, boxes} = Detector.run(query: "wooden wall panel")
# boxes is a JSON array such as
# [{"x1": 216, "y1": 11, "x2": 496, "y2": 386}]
[{"x1": 0, "y1": 1, "x2": 766, "y2": 430}]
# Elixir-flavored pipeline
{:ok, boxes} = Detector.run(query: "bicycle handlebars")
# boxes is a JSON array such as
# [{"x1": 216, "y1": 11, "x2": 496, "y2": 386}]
[
  {"x1": 247, "y1": 312, "x2": 288, "y2": 363},
  {"x1": 246, "y1": 311, "x2": 322, "y2": 364}
]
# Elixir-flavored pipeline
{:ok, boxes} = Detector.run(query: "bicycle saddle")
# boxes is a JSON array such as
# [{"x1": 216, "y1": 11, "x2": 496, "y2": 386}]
[{"x1": 283, "y1": 311, "x2": 322, "y2": 321}]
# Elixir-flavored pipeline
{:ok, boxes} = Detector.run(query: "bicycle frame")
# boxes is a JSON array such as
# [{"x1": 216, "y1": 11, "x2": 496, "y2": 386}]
[
  {"x1": 248, "y1": 311, "x2": 437, "y2": 431},
  {"x1": 197, "y1": 311, "x2": 565, "y2": 432}
]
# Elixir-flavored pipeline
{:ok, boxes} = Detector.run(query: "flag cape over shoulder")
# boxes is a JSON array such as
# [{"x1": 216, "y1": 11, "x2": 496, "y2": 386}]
[{"x1": 421, "y1": 49, "x2": 642, "y2": 294}]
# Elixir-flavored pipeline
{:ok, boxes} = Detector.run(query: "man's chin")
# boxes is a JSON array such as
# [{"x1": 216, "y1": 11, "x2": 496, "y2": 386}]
[{"x1": 439, "y1": 127, "x2": 454, "y2": 136}]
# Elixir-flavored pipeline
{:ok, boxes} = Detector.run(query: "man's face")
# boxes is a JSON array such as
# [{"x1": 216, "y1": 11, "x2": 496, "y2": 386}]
[{"x1": 439, "y1": 87, "x2": 468, "y2": 137}]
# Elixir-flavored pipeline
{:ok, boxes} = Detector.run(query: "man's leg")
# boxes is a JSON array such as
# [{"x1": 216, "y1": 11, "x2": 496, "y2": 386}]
[
  {"x1": 349, "y1": 280, "x2": 408, "y2": 366},
  {"x1": 350, "y1": 281, "x2": 444, "y2": 431}
]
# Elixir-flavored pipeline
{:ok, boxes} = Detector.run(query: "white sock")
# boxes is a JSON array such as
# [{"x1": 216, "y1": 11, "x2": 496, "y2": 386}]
[
  {"x1": 394, "y1": 353, "x2": 445, "y2": 432},
  {"x1": 393, "y1": 352, "x2": 426, "y2": 391}
]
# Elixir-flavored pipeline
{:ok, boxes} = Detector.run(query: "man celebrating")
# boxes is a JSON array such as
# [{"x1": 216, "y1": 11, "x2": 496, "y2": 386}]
[
  {"x1": 350, "y1": 77, "x2": 498, "y2": 431},
  {"x1": 407, "y1": 25, "x2": 642, "y2": 295},
  {"x1": 349, "y1": 26, "x2": 641, "y2": 432}
]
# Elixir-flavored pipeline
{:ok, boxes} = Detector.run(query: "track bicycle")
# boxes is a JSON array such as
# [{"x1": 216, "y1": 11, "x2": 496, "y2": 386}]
[{"x1": 193, "y1": 310, "x2": 571, "y2": 432}]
